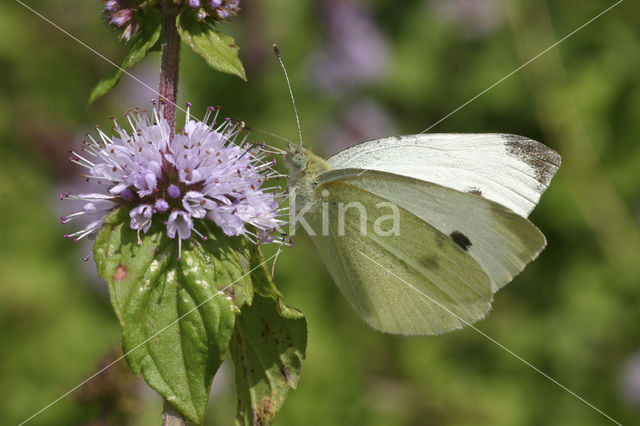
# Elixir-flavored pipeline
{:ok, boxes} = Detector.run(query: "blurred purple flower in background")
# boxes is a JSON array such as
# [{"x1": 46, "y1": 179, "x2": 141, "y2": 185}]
[
  {"x1": 621, "y1": 352, "x2": 640, "y2": 408},
  {"x1": 427, "y1": 0, "x2": 504, "y2": 39},
  {"x1": 308, "y1": 0, "x2": 396, "y2": 155},
  {"x1": 323, "y1": 100, "x2": 397, "y2": 155},
  {"x1": 61, "y1": 104, "x2": 287, "y2": 259},
  {"x1": 309, "y1": 0, "x2": 389, "y2": 94}
]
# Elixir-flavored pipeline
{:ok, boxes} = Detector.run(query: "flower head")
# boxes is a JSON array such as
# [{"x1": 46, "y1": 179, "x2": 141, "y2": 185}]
[
  {"x1": 62, "y1": 104, "x2": 288, "y2": 259},
  {"x1": 101, "y1": 0, "x2": 240, "y2": 39}
]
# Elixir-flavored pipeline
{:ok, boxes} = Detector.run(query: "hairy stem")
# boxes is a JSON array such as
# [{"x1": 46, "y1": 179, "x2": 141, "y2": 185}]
[
  {"x1": 159, "y1": 1, "x2": 181, "y2": 139},
  {"x1": 162, "y1": 400, "x2": 186, "y2": 426},
  {"x1": 159, "y1": 6, "x2": 183, "y2": 419}
]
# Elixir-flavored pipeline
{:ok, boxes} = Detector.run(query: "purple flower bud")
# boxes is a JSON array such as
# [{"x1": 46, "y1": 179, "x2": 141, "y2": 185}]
[
  {"x1": 167, "y1": 184, "x2": 181, "y2": 200},
  {"x1": 102, "y1": 0, "x2": 142, "y2": 40},
  {"x1": 154, "y1": 199, "x2": 170, "y2": 213},
  {"x1": 188, "y1": 0, "x2": 201, "y2": 7},
  {"x1": 104, "y1": 0, "x2": 120, "y2": 12},
  {"x1": 110, "y1": 9, "x2": 132, "y2": 27}
]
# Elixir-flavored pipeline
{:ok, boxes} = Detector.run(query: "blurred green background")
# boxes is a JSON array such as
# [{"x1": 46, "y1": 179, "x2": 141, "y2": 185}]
[{"x1": 1, "y1": 0, "x2": 639, "y2": 425}]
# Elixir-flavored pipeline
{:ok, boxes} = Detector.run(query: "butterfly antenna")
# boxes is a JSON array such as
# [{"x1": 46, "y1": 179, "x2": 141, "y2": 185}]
[
  {"x1": 273, "y1": 43, "x2": 303, "y2": 148},
  {"x1": 245, "y1": 125, "x2": 294, "y2": 146}
]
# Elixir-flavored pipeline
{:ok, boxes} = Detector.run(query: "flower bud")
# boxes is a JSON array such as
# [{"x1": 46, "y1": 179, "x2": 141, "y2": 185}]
[{"x1": 101, "y1": 0, "x2": 143, "y2": 41}]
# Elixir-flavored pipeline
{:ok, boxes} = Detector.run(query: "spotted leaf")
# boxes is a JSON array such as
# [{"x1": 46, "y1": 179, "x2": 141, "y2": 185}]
[
  {"x1": 230, "y1": 248, "x2": 307, "y2": 426},
  {"x1": 94, "y1": 208, "x2": 252, "y2": 423}
]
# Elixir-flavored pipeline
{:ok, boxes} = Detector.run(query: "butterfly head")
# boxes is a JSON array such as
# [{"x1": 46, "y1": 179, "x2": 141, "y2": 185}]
[{"x1": 285, "y1": 142, "x2": 308, "y2": 172}]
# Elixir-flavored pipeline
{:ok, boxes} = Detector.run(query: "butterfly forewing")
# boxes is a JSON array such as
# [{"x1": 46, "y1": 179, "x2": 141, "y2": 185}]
[{"x1": 326, "y1": 133, "x2": 561, "y2": 218}]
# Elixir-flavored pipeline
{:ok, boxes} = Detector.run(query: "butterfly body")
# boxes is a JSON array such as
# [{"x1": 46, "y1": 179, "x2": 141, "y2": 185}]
[
  {"x1": 285, "y1": 145, "x2": 330, "y2": 206},
  {"x1": 284, "y1": 134, "x2": 560, "y2": 335}
]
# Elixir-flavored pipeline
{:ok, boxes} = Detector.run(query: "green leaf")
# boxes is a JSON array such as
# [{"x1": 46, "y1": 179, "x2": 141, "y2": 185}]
[
  {"x1": 176, "y1": 12, "x2": 247, "y2": 81},
  {"x1": 248, "y1": 246, "x2": 305, "y2": 320},
  {"x1": 94, "y1": 208, "x2": 253, "y2": 423},
  {"x1": 89, "y1": 10, "x2": 162, "y2": 105},
  {"x1": 230, "y1": 248, "x2": 307, "y2": 426}
]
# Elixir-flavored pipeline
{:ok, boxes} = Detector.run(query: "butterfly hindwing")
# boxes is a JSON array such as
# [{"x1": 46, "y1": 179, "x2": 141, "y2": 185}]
[
  {"x1": 303, "y1": 176, "x2": 493, "y2": 335},
  {"x1": 326, "y1": 134, "x2": 561, "y2": 218},
  {"x1": 318, "y1": 169, "x2": 547, "y2": 292}
]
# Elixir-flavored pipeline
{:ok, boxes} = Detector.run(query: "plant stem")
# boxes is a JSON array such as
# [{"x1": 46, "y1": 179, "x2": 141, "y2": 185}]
[
  {"x1": 162, "y1": 399, "x2": 186, "y2": 426},
  {"x1": 159, "y1": 0, "x2": 181, "y2": 139},
  {"x1": 158, "y1": 7, "x2": 183, "y2": 420}
]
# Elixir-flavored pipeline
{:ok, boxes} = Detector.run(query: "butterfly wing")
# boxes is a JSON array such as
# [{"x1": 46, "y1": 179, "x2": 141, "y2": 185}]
[
  {"x1": 326, "y1": 133, "x2": 561, "y2": 218},
  {"x1": 303, "y1": 174, "x2": 493, "y2": 335},
  {"x1": 318, "y1": 169, "x2": 546, "y2": 292}
]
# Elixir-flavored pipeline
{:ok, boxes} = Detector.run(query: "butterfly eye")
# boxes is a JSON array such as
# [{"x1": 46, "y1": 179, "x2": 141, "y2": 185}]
[{"x1": 292, "y1": 153, "x2": 306, "y2": 170}]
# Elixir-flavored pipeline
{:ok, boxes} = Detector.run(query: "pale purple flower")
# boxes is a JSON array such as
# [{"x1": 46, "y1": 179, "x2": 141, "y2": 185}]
[
  {"x1": 130, "y1": 204, "x2": 153, "y2": 243},
  {"x1": 61, "y1": 104, "x2": 287, "y2": 259},
  {"x1": 167, "y1": 210, "x2": 193, "y2": 240},
  {"x1": 182, "y1": 191, "x2": 208, "y2": 218},
  {"x1": 130, "y1": 204, "x2": 153, "y2": 230}
]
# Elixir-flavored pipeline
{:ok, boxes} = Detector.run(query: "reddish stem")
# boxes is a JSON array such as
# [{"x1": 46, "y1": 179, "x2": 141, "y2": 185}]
[
  {"x1": 159, "y1": 5, "x2": 184, "y2": 420},
  {"x1": 159, "y1": 2, "x2": 180, "y2": 139}
]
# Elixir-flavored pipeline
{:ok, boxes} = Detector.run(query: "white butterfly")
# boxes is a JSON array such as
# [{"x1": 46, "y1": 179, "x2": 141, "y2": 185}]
[{"x1": 284, "y1": 133, "x2": 560, "y2": 335}]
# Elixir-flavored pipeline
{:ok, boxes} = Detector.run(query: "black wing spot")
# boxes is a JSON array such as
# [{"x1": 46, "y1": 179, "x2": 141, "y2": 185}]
[
  {"x1": 467, "y1": 187, "x2": 483, "y2": 196},
  {"x1": 450, "y1": 231, "x2": 472, "y2": 251}
]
